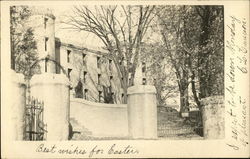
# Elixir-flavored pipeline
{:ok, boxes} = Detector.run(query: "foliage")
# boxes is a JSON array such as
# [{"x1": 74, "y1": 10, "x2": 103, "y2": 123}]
[
  {"x1": 141, "y1": 42, "x2": 179, "y2": 106},
  {"x1": 10, "y1": 6, "x2": 38, "y2": 78},
  {"x1": 156, "y1": 5, "x2": 224, "y2": 111}
]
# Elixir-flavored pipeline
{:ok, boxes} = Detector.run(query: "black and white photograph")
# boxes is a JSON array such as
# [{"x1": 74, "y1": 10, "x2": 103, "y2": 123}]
[{"x1": 1, "y1": 0, "x2": 249, "y2": 158}]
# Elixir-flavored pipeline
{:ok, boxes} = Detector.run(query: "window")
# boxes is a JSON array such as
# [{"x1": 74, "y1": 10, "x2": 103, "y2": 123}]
[
  {"x1": 109, "y1": 59, "x2": 112, "y2": 70},
  {"x1": 83, "y1": 71, "x2": 87, "y2": 83},
  {"x1": 68, "y1": 68, "x2": 72, "y2": 80},
  {"x1": 44, "y1": 18, "x2": 48, "y2": 29},
  {"x1": 121, "y1": 93, "x2": 124, "y2": 103},
  {"x1": 84, "y1": 89, "x2": 88, "y2": 100},
  {"x1": 111, "y1": 92, "x2": 114, "y2": 102},
  {"x1": 129, "y1": 77, "x2": 132, "y2": 85},
  {"x1": 82, "y1": 53, "x2": 86, "y2": 63},
  {"x1": 109, "y1": 75, "x2": 113, "y2": 81},
  {"x1": 98, "y1": 74, "x2": 101, "y2": 84},
  {"x1": 98, "y1": 91, "x2": 102, "y2": 102},
  {"x1": 67, "y1": 50, "x2": 71, "y2": 63},
  {"x1": 97, "y1": 56, "x2": 101, "y2": 68},
  {"x1": 121, "y1": 77, "x2": 124, "y2": 82},
  {"x1": 142, "y1": 62, "x2": 146, "y2": 73},
  {"x1": 45, "y1": 37, "x2": 49, "y2": 51},
  {"x1": 45, "y1": 59, "x2": 48, "y2": 72},
  {"x1": 142, "y1": 78, "x2": 147, "y2": 85}
]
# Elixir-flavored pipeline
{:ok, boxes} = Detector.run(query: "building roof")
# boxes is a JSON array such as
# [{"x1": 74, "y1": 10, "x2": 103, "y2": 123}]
[{"x1": 55, "y1": 37, "x2": 108, "y2": 55}]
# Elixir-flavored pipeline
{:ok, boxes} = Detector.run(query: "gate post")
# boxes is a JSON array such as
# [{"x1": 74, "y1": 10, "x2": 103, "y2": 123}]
[
  {"x1": 127, "y1": 85, "x2": 157, "y2": 139},
  {"x1": 30, "y1": 73, "x2": 70, "y2": 140},
  {"x1": 10, "y1": 70, "x2": 26, "y2": 140},
  {"x1": 201, "y1": 96, "x2": 225, "y2": 139}
]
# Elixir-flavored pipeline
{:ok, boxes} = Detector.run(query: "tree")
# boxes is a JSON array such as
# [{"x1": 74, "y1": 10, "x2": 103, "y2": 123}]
[
  {"x1": 64, "y1": 5, "x2": 155, "y2": 103},
  {"x1": 156, "y1": 6, "x2": 192, "y2": 113},
  {"x1": 140, "y1": 42, "x2": 179, "y2": 107},
  {"x1": 195, "y1": 6, "x2": 224, "y2": 99},
  {"x1": 156, "y1": 5, "x2": 224, "y2": 113},
  {"x1": 10, "y1": 6, "x2": 38, "y2": 78}
]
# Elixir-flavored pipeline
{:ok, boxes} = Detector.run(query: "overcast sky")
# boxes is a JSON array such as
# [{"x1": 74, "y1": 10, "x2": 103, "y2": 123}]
[
  {"x1": 44, "y1": 5, "x2": 105, "y2": 49},
  {"x1": 43, "y1": 5, "x2": 160, "y2": 50}
]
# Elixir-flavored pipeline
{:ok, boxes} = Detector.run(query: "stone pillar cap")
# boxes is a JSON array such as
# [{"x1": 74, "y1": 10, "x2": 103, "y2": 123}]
[
  {"x1": 127, "y1": 85, "x2": 156, "y2": 95},
  {"x1": 30, "y1": 73, "x2": 70, "y2": 86},
  {"x1": 201, "y1": 96, "x2": 224, "y2": 106},
  {"x1": 11, "y1": 70, "x2": 25, "y2": 84}
]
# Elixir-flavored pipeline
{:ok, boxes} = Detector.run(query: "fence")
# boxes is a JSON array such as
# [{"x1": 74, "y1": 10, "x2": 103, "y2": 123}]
[{"x1": 24, "y1": 97, "x2": 47, "y2": 140}]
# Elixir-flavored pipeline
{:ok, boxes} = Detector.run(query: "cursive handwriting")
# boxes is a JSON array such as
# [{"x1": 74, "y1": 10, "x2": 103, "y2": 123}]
[
  {"x1": 226, "y1": 15, "x2": 249, "y2": 151},
  {"x1": 35, "y1": 143, "x2": 139, "y2": 157}
]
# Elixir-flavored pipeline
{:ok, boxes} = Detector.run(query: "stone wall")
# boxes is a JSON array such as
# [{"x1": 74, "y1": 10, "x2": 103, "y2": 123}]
[
  {"x1": 10, "y1": 71, "x2": 26, "y2": 140},
  {"x1": 201, "y1": 96, "x2": 224, "y2": 139},
  {"x1": 70, "y1": 98, "x2": 128, "y2": 137}
]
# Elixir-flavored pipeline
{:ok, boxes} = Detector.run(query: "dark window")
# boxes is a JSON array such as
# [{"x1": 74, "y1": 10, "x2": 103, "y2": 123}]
[
  {"x1": 67, "y1": 50, "x2": 71, "y2": 63},
  {"x1": 97, "y1": 56, "x2": 101, "y2": 68},
  {"x1": 142, "y1": 62, "x2": 146, "y2": 73},
  {"x1": 84, "y1": 89, "x2": 88, "y2": 100},
  {"x1": 82, "y1": 53, "x2": 86, "y2": 63},
  {"x1": 109, "y1": 75, "x2": 113, "y2": 81},
  {"x1": 44, "y1": 18, "x2": 48, "y2": 29},
  {"x1": 68, "y1": 68, "x2": 72, "y2": 80},
  {"x1": 83, "y1": 71, "x2": 87, "y2": 83},
  {"x1": 109, "y1": 59, "x2": 112, "y2": 70},
  {"x1": 98, "y1": 74, "x2": 101, "y2": 84},
  {"x1": 129, "y1": 77, "x2": 132, "y2": 85},
  {"x1": 142, "y1": 78, "x2": 147, "y2": 85},
  {"x1": 98, "y1": 91, "x2": 102, "y2": 102},
  {"x1": 45, "y1": 37, "x2": 49, "y2": 51},
  {"x1": 111, "y1": 92, "x2": 114, "y2": 100},
  {"x1": 121, "y1": 93, "x2": 124, "y2": 103},
  {"x1": 45, "y1": 59, "x2": 48, "y2": 72}
]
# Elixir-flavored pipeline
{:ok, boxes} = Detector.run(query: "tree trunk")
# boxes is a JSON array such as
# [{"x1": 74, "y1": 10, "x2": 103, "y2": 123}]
[
  {"x1": 198, "y1": 6, "x2": 211, "y2": 99},
  {"x1": 179, "y1": 84, "x2": 189, "y2": 114}
]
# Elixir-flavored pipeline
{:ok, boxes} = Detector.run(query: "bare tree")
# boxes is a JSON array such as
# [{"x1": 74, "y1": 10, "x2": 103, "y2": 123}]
[{"x1": 64, "y1": 5, "x2": 155, "y2": 103}]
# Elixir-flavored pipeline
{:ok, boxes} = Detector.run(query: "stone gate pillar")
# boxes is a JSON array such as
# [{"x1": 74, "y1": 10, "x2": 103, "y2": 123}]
[
  {"x1": 30, "y1": 73, "x2": 70, "y2": 140},
  {"x1": 201, "y1": 96, "x2": 224, "y2": 139},
  {"x1": 127, "y1": 85, "x2": 157, "y2": 139},
  {"x1": 10, "y1": 70, "x2": 26, "y2": 140}
]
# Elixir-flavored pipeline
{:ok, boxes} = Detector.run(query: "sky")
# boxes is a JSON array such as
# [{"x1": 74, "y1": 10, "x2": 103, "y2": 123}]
[
  {"x1": 46, "y1": 5, "x2": 105, "y2": 49},
  {"x1": 43, "y1": 5, "x2": 161, "y2": 50}
]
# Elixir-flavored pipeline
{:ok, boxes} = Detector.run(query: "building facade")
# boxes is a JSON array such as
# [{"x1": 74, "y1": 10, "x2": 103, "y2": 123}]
[{"x1": 27, "y1": 8, "x2": 143, "y2": 104}]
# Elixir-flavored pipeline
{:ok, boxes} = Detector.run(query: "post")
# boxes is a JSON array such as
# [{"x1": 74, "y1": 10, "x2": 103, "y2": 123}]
[
  {"x1": 30, "y1": 73, "x2": 70, "y2": 140},
  {"x1": 10, "y1": 70, "x2": 26, "y2": 140},
  {"x1": 201, "y1": 96, "x2": 224, "y2": 139},
  {"x1": 127, "y1": 85, "x2": 157, "y2": 139}
]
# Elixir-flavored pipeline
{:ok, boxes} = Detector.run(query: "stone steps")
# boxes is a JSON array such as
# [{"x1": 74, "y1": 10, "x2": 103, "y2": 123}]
[
  {"x1": 70, "y1": 117, "x2": 93, "y2": 140},
  {"x1": 157, "y1": 111, "x2": 203, "y2": 139}
]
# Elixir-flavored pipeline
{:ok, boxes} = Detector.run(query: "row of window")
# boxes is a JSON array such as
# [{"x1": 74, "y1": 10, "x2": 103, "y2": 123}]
[
  {"x1": 67, "y1": 68, "x2": 114, "y2": 85},
  {"x1": 66, "y1": 50, "x2": 113, "y2": 72},
  {"x1": 81, "y1": 89, "x2": 125, "y2": 103}
]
